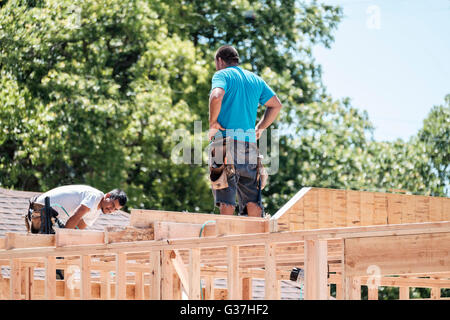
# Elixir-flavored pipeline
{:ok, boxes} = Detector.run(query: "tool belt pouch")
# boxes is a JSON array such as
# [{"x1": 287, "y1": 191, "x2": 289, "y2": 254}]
[
  {"x1": 257, "y1": 154, "x2": 268, "y2": 190},
  {"x1": 25, "y1": 196, "x2": 44, "y2": 233},
  {"x1": 209, "y1": 137, "x2": 234, "y2": 190}
]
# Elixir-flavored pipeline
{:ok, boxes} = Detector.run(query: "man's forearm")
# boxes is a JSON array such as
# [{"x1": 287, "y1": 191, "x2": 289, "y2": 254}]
[
  {"x1": 64, "y1": 205, "x2": 89, "y2": 229},
  {"x1": 257, "y1": 105, "x2": 282, "y2": 130},
  {"x1": 256, "y1": 95, "x2": 283, "y2": 130},
  {"x1": 209, "y1": 88, "x2": 225, "y2": 126},
  {"x1": 209, "y1": 98, "x2": 222, "y2": 126}
]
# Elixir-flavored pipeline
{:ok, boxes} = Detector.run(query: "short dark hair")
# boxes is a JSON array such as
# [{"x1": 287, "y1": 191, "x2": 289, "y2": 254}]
[
  {"x1": 215, "y1": 45, "x2": 240, "y2": 65},
  {"x1": 108, "y1": 189, "x2": 127, "y2": 206}
]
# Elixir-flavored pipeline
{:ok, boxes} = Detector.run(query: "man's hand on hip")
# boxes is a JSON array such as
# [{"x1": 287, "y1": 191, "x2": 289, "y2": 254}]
[
  {"x1": 255, "y1": 125, "x2": 265, "y2": 140},
  {"x1": 208, "y1": 121, "x2": 225, "y2": 141}
]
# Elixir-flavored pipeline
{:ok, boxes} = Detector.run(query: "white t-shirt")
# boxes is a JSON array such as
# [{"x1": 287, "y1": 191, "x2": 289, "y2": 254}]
[{"x1": 35, "y1": 185, "x2": 104, "y2": 227}]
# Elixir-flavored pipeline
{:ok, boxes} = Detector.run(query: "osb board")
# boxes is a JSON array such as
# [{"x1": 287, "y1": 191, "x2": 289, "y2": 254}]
[
  {"x1": 274, "y1": 188, "x2": 450, "y2": 231},
  {"x1": 105, "y1": 226, "x2": 154, "y2": 244},
  {"x1": 344, "y1": 232, "x2": 450, "y2": 277},
  {"x1": 130, "y1": 209, "x2": 268, "y2": 235}
]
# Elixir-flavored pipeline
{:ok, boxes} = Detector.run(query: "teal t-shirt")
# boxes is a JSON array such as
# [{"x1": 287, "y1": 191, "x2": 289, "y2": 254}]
[{"x1": 211, "y1": 66, "x2": 275, "y2": 143}]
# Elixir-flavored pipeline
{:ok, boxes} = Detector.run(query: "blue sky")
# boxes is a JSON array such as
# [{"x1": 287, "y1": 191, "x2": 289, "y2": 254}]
[{"x1": 313, "y1": 0, "x2": 450, "y2": 141}]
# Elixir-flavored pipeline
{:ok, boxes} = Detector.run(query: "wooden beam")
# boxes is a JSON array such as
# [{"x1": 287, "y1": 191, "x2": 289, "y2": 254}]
[
  {"x1": 65, "y1": 265, "x2": 76, "y2": 300},
  {"x1": 56, "y1": 229, "x2": 104, "y2": 247},
  {"x1": 345, "y1": 232, "x2": 450, "y2": 277},
  {"x1": 344, "y1": 276, "x2": 361, "y2": 300},
  {"x1": 10, "y1": 259, "x2": 21, "y2": 299},
  {"x1": 80, "y1": 255, "x2": 91, "y2": 300},
  {"x1": 188, "y1": 248, "x2": 201, "y2": 300},
  {"x1": 227, "y1": 245, "x2": 240, "y2": 299},
  {"x1": 171, "y1": 250, "x2": 189, "y2": 293},
  {"x1": 1, "y1": 222, "x2": 449, "y2": 260},
  {"x1": 131, "y1": 209, "x2": 267, "y2": 235},
  {"x1": 304, "y1": 239, "x2": 328, "y2": 300},
  {"x1": 154, "y1": 221, "x2": 216, "y2": 240},
  {"x1": 399, "y1": 286, "x2": 410, "y2": 300},
  {"x1": 161, "y1": 250, "x2": 174, "y2": 299},
  {"x1": 264, "y1": 242, "x2": 278, "y2": 299},
  {"x1": 368, "y1": 287, "x2": 378, "y2": 300},
  {"x1": 242, "y1": 277, "x2": 252, "y2": 300},
  {"x1": 100, "y1": 270, "x2": 112, "y2": 300},
  {"x1": 149, "y1": 250, "x2": 161, "y2": 300},
  {"x1": 45, "y1": 256, "x2": 56, "y2": 300},
  {"x1": 116, "y1": 253, "x2": 126, "y2": 300},
  {"x1": 6, "y1": 233, "x2": 54, "y2": 249},
  {"x1": 135, "y1": 272, "x2": 144, "y2": 300}
]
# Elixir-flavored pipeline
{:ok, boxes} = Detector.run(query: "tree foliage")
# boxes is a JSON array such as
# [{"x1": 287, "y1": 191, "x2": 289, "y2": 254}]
[{"x1": 0, "y1": 0, "x2": 447, "y2": 218}]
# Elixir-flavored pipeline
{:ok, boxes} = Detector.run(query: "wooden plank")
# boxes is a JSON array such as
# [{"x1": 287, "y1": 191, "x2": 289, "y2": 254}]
[
  {"x1": 100, "y1": 270, "x2": 111, "y2": 300},
  {"x1": 360, "y1": 192, "x2": 374, "y2": 226},
  {"x1": 56, "y1": 229, "x2": 104, "y2": 247},
  {"x1": 0, "y1": 237, "x2": 5, "y2": 250},
  {"x1": 130, "y1": 209, "x2": 267, "y2": 229},
  {"x1": 105, "y1": 226, "x2": 154, "y2": 244},
  {"x1": 45, "y1": 256, "x2": 56, "y2": 300},
  {"x1": 303, "y1": 188, "x2": 319, "y2": 229},
  {"x1": 116, "y1": 253, "x2": 126, "y2": 300},
  {"x1": 399, "y1": 286, "x2": 409, "y2": 300},
  {"x1": 188, "y1": 248, "x2": 201, "y2": 300},
  {"x1": 429, "y1": 197, "x2": 443, "y2": 222},
  {"x1": 264, "y1": 242, "x2": 278, "y2": 299},
  {"x1": 318, "y1": 188, "x2": 333, "y2": 228},
  {"x1": 332, "y1": 189, "x2": 347, "y2": 227},
  {"x1": 217, "y1": 219, "x2": 267, "y2": 236},
  {"x1": 10, "y1": 259, "x2": 21, "y2": 299},
  {"x1": 402, "y1": 194, "x2": 416, "y2": 223},
  {"x1": 431, "y1": 287, "x2": 440, "y2": 300},
  {"x1": 415, "y1": 196, "x2": 430, "y2": 223},
  {"x1": 304, "y1": 239, "x2": 328, "y2": 300},
  {"x1": 154, "y1": 221, "x2": 216, "y2": 241},
  {"x1": 6, "y1": 233, "x2": 54, "y2": 250},
  {"x1": 242, "y1": 277, "x2": 252, "y2": 300},
  {"x1": 173, "y1": 272, "x2": 182, "y2": 300},
  {"x1": 442, "y1": 197, "x2": 450, "y2": 221},
  {"x1": 346, "y1": 190, "x2": 361, "y2": 227},
  {"x1": 204, "y1": 276, "x2": 213, "y2": 300},
  {"x1": 171, "y1": 250, "x2": 189, "y2": 293},
  {"x1": 368, "y1": 287, "x2": 378, "y2": 300},
  {"x1": 214, "y1": 288, "x2": 228, "y2": 300},
  {"x1": 345, "y1": 232, "x2": 450, "y2": 277},
  {"x1": 80, "y1": 255, "x2": 91, "y2": 300},
  {"x1": 24, "y1": 267, "x2": 33, "y2": 300},
  {"x1": 373, "y1": 193, "x2": 388, "y2": 225},
  {"x1": 65, "y1": 265, "x2": 76, "y2": 300},
  {"x1": 161, "y1": 250, "x2": 174, "y2": 300},
  {"x1": 387, "y1": 193, "x2": 403, "y2": 224},
  {"x1": 1, "y1": 221, "x2": 450, "y2": 261},
  {"x1": 271, "y1": 188, "x2": 311, "y2": 220},
  {"x1": 288, "y1": 197, "x2": 305, "y2": 231},
  {"x1": 344, "y1": 276, "x2": 361, "y2": 300},
  {"x1": 227, "y1": 245, "x2": 240, "y2": 299}
]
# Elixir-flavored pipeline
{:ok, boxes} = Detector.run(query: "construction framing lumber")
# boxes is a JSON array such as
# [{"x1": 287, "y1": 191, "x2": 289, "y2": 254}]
[
  {"x1": 304, "y1": 239, "x2": 328, "y2": 300},
  {"x1": 0, "y1": 187, "x2": 448, "y2": 301},
  {"x1": 344, "y1": 232, "x2": 450, "y2": 277}
]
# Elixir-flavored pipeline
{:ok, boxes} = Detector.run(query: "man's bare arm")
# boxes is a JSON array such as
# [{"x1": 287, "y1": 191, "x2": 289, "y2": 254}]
[
  {"x1": 64, "y1": 204, "x2": 90, "y2": 229},
  {"x1": 255, "y1": 95, "x2": 283, "y2": 139},
  {"x1": 209, "y1": 87, "x2": 226, "y2": 140}
]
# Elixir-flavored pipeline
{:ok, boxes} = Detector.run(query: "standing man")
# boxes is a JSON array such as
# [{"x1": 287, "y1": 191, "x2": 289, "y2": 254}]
[
  {"x1": 208, "y1": 45, "x2": 283, "y2": 217},
  {"x1": 25, "y1": 184, "x2": 127, "y2": 233}
]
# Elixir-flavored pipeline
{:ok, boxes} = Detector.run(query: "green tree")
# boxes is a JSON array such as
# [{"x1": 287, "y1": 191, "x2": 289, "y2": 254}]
[{"x1": 417, "y1": 95, "x2": 450, "y2": 196}]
